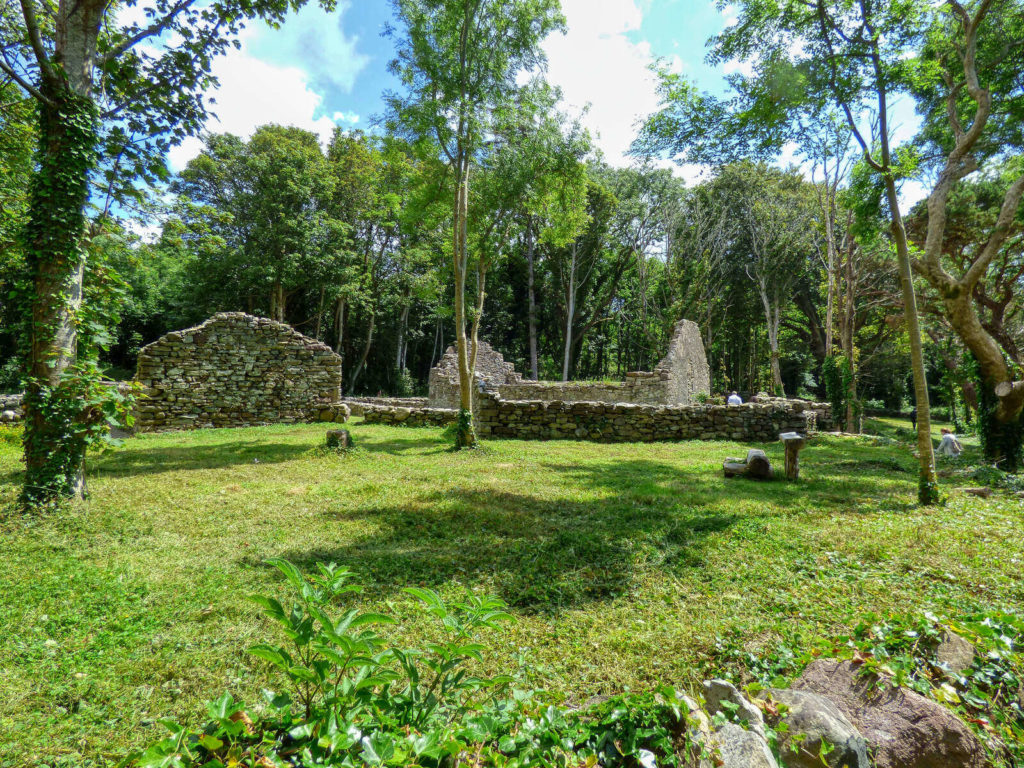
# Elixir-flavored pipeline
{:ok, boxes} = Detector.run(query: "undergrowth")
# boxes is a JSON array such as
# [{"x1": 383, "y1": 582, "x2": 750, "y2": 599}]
[{"x1": 126, "y1": 561, "x2": 1023, "y2": 768}]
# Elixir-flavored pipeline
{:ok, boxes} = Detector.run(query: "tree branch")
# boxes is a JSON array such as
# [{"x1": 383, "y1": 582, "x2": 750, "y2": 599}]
[
  {"x1": 0, "y1": 53, "x2": 54, "y2": 105},
  {"x1": 962, "y1": 172, "x2": 1024, "y2": 289},
  {"x1": 19, "y1": 0, "x2": 56, "y2": 82},
  {"x1": 99, "y1": 0, "x2": 197, "y2": 64}
]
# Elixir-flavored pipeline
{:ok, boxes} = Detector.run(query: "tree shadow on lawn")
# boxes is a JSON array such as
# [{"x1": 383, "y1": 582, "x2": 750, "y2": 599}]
[
  {"x1": 88, "y1": 440, "x2": 313, "y2": 477},
  {"x1": 88, "y1": 428, "x2": 448, "y2": 478},
  {"x1": 352, "y1": 432, "x2": 451, "y2": 456},
  {"x1": 260, "y1": 454, "x2": 905, "y2": 614}
]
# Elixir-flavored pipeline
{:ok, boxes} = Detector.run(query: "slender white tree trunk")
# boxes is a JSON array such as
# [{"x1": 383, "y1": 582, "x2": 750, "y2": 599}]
[{"x1": 562, "y1": 240, "x2": 577, "y2": 382}]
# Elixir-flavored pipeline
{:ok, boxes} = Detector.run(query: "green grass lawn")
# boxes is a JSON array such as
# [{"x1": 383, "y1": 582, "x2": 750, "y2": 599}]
[{"x1": 0, "y1": 420, "x2": 1021, "y2": 767}]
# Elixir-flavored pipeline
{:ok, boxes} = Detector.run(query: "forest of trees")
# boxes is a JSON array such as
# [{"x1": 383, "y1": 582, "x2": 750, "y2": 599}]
[{"x1": 0, "y1": 0, "x2": 1021, "y2": 504}]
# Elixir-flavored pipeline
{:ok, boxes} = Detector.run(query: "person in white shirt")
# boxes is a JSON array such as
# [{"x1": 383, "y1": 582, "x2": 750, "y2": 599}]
[
  {"x1": 937, "y1": 427, "x2": 963, "y2": 457},
  {"x1": 727, "y1": 391, "x2": 743, "y2": 405}
]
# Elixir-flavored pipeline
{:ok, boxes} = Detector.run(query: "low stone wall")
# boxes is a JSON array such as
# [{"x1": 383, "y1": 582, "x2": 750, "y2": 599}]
[
  {"x1": 474, "y1": 391, "x2": 816, "y2": 443},
  {"x1": 0, "y1": 393, "x2": 24, "y2": 423},
  {"x1": 342, "y1": 397, "x2": 428, "y2": 417},
  {"x1": 750, "y1": 395, "x2": 833, "y2": 432},
  {"x1": 135, "y1": 313, "x2": 346, "y2": 432},
  {"x1": 363, "y1": 406, "x2": 456, "y2": 427}
]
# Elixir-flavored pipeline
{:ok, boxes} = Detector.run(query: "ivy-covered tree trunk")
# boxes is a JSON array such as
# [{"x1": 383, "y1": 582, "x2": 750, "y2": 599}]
[
  {"x1": 21, "y1": 87, "x2": 99, "y2": 505},
  {"x1": 975, "y1": 360, "x2": 1023, "y2": 471}
]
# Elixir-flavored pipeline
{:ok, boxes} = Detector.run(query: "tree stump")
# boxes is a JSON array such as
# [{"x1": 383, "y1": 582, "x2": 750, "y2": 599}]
[
  {"x1": 779, "y1": 432, "x2": 806, "y2": 481},
  {"x1": 326, "y1": 429, "x2": 352, "y2": 449},
  {"x1": 723, "y1": 448, "x2": 773, "y2": 479}
]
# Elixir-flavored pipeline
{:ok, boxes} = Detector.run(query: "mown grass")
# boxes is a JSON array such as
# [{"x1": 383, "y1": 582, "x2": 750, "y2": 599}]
[{"x1": 0, "y1": 419, "x2": 1021, "y2": 767}]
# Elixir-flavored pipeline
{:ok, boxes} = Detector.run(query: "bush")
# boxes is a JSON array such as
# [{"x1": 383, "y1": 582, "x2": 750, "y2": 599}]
[
  {"x1": 125, "y1": 563, "x2": 1024, "y2": 767},
  {"x1": 125, "y1": 560, "x2": 697, "y2": 768}
]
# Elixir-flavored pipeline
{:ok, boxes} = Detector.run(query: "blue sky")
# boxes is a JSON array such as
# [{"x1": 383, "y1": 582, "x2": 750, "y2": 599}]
[
  {"x1": 158, "y1": 0, "x2": 925, "y2": 203},
  {"x1": 166, "y1": 0, "x2": 741, "y2": 177}
]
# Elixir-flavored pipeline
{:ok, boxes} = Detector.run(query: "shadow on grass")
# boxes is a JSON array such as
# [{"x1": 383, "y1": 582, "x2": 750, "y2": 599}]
[
  {"x1": 260, "y1": 453, "x2": 904, "y2": 614},
  {"x1": 88, "y1": 441, "x2": 312, "y2": 477},
  {"x1": 352, "y1": 432, "x2": 450, "y2": 456}
]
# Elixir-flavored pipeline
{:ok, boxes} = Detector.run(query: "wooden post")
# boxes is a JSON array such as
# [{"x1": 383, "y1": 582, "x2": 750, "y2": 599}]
[{"x1": 779, "y1": 432, "x2": 806, "y2": 480}]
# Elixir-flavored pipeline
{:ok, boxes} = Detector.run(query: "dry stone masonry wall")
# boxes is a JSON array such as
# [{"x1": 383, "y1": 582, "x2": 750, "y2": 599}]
[
  {"x1": 473, "y1": 391, "x2": 818, "y2": 443},
  {"x1": 360, "y1": 390, "x2": 827, "y2": 443},
  {"x1": 750, "y1": 394, "x2": 834, "y2": 432},
  {"x1": 428, "y1": 319, "x2": 711, "y2": 408},
  {"x1": 363, "y1": 406, "x2": 457, "y2": 427},
  {"x1": 428, "y1": 340, "x2": 521, "y2": 408},
  {"x1": 342, "y1": 397, "x2": 429, "y2": 417},
  {"x1": 0, "y1": 393, "x2": 24, "y2": 423},
  {"x1": 134, "y1": 313, "x2": 348, "y2": 432}
]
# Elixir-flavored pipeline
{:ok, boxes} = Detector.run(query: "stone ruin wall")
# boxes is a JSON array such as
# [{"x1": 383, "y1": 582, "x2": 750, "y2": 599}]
[
  {"x1": 750, "y1": 394, "x2": 833, "y2": 432},
  {"x1": 474, "y1": 392, "x2": 818, "y2": 442},
  {"x1": 427, "y1": 340, "x2": 522, "y2": 409},
  {"x1": 0, "y1": 393, "x2": 24, "y2": 423},
  {"x1": 134, "y1": 312, "x2": 349, "y2": 432},
  {"x1": 363, "y1": 392, "x2": 823, "y2": 443},
  {"x1": 428, "y1": 319, "x2": 711, "y2": 408},
  {"x1": 341, "y1": 396, "x2": 428, "y2": 417}
]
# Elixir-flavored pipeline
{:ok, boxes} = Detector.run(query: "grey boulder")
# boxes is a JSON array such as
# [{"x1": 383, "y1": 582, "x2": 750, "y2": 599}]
[
  {"x1": 764, "y1": 687, "x2": 869, "y2": 768},
  {"x1": 791, "y1": 659, "x2": 989, "y2": 768},
  {"x1": 703, "y1": 723, "x2": 778, "y2": 768},
  {"x1": 703, "y1": 678, "x2": 766, "y2": 738},
  {"x1": 936, "y1": 631, "x2": 975, "y2": 675}
]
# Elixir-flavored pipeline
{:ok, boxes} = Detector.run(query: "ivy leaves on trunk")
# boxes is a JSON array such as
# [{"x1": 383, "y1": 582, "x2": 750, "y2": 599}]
[{"x1": 3, "y1": 0, "x2": 333, "y2": 506}]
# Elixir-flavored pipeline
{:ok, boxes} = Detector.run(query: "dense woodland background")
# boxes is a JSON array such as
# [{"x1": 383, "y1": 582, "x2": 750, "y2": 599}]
[
  {"x1": 0, "y1": 0, "x2": 1020, "y2": 441},
  {"x1": 4, "y1": 115, "x2": 1012, "y2": 423}
]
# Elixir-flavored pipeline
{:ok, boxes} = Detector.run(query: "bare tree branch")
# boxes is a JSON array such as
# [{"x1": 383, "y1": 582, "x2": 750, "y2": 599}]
[{"x1": 98, "y1": 0, "x2": 197, "y2": 64}]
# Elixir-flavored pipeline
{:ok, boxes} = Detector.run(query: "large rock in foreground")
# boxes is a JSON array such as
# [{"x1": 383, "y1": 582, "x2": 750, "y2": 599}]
[
  {"x1": 790, "y1": 659, "x2": 989, "y2": 768},
  {"x1": 701, "y1": 723, "x2": 778, "y2": 768},
  {"x1": 764, "y1": 688, "x2": 869, "y2": 768}
]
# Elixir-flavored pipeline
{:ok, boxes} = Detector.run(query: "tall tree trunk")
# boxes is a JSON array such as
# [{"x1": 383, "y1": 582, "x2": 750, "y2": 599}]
[
  {"x1": 335, "y1": 297, "x2": 346, "y2": 354},
  {"x1": 452, "y1": 158, "x2": 476, "y2": 447},
  {"x1": 842, "y1": 241, "x2": 857, "y2": 431},
  {"x1": 768, "y1": 310, "x2": 784, "y2": 396},
  {"x1": 335, "y1": 296, "x2": 346, "y2": 392},
  {"x1": 470, "y1": 257, "x2": 488, "y2": 377},
  {"x1": 349, "y1": 304, "x2": 375, "y2": 394},
  {"x1": 756, "y1": 279, "x2": 784, "y2": 396},
  {"x1": 22, "y1": 0, "x2": 106, "y2": 504},
  {"x1": 886, "y1": 178, "x2": 939, "y2": 502},
  {"x1": 396, "y1": 297, "x2": 410, "y2": 371},
  {"x1": 822, "y1": 192, "x2": 838, "y2": 358},
  {"x1": 24, "y1": 92, "x2": 95, "y2": 502},
  {"x1": 270, "y1": 279, "x2": 286, "y2": 322},
  {"x1": 562, "y1": 241, "x2": 577, "y2": 382},
  {"x1": 526, "y1": 217, "x2": 539, "y2": 380},
  {"x1": 314, "y1": 286, "x2": 325, "y2": 340}
]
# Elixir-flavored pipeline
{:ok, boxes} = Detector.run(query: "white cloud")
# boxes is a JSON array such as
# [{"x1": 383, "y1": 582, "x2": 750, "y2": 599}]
[
  {"x1": 163, "y1": 5, "x2": 369, "y2": 172},
  {"x1": 543, "y1": 0, "x2": 663, "y2": 167},
  {"x1": 722, "y1": 58, "x2": 755, "y2": 78},
  {"x1": 721, "y1": 3, "x2": 740, "y2": 26},
  {"x1": 167, "y1": 47, "x2": 339, "y2": 170}
]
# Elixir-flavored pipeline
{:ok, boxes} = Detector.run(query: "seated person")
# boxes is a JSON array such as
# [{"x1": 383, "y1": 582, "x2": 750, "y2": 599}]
[
  {"x1": 937, "y1": 427, "x2": 963, "y2": 457},
  {"x1": 727, "y1": 391, "x2": 743, "y2": 405}
]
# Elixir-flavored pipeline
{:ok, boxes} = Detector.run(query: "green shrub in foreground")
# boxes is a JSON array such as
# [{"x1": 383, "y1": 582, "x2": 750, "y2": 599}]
[
  {"x1": 123, "y1": 560, "x2": 696, "y2": 768},
  {"x1": 123, "y1": 559, "x2": 1024, "y2": 767}
]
